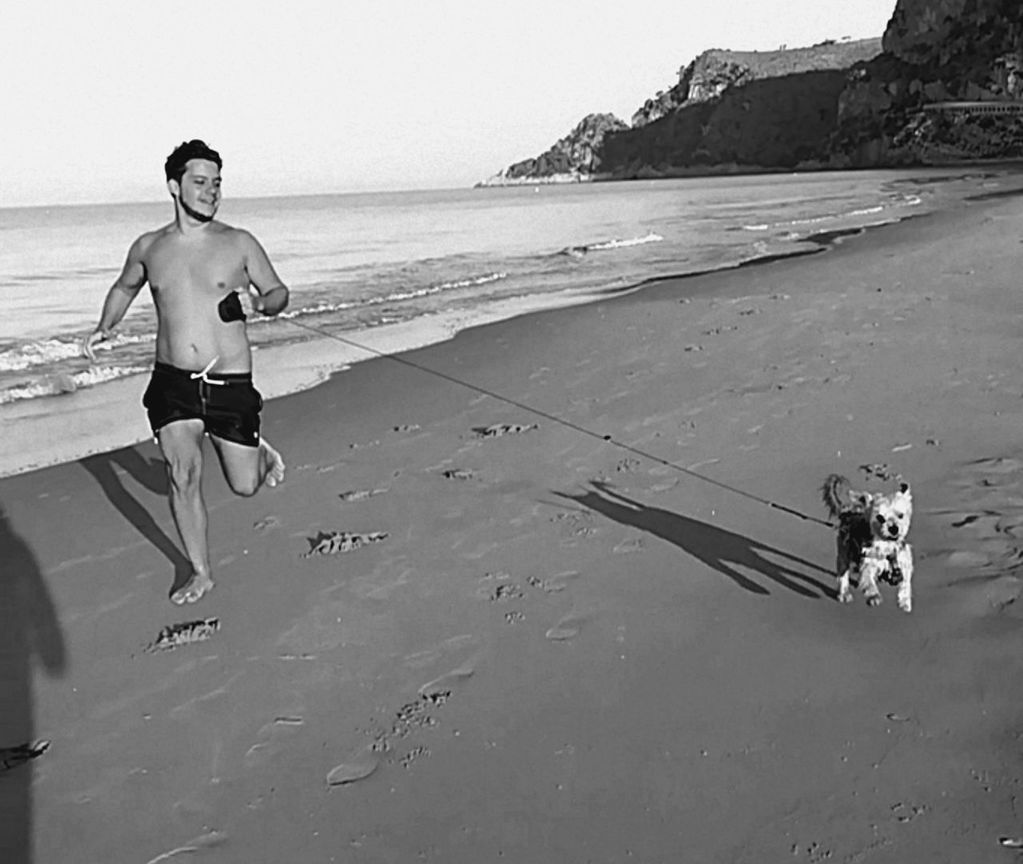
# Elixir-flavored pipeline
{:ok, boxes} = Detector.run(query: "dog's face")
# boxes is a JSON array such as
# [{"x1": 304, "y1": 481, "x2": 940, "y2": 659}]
[{"x1": 866, "y1": 481, "x2": 912, "y2": 543}]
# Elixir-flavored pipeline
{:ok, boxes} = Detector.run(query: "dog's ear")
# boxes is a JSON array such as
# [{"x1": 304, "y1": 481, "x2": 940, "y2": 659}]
[{"x1": 851, "y1": 490, "x2": 873, "y2": 509}]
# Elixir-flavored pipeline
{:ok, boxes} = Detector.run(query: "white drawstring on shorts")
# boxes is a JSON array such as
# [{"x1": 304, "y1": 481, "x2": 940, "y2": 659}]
[{"x1": 189, "y1": 356, "x2": 226, "y2": 385}]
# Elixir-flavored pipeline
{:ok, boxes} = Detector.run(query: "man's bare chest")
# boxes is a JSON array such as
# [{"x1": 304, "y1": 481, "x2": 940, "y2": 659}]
[{"x1": 146, "y1": 238, "x2": 246, "y2": 294}]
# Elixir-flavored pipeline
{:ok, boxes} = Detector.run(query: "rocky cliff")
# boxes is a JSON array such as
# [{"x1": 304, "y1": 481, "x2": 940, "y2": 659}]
[
  {"x1": 480, "y1": 40, "x2": 882, "y2": 185},
  {"x1": 603, "y1": 40, "x2": 884, "y2": 178},
  {"x1": 831, "y1": 0, "x2": 1023, "y2": 164},
  {"x1": 632, "y1": 40, "x2": 883, "y2": 127},
  {"x1": 602, "y1": 69, "x2": 856, "y2": 177},
  {"x1": 477, "y1": 113, "x2": 628, "y2": 186},
  {"x1": 479, "y1": 2, "x2": 1023, "y2": 185}
]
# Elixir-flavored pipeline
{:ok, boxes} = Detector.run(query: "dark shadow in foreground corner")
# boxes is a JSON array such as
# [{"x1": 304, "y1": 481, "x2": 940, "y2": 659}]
[
  {"x1": 555, "y1": 481, "x2": 833, "y2": 599},
  {"x1": 0, "y1": 501, "x2": 67, "y2": 864},
  {"x1": 80, "y1": 448, "x2": 192, "y2": 596}
]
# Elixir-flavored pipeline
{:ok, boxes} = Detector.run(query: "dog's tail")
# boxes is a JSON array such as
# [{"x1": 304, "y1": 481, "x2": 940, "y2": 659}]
[{"x1": 821, "y1": 474, "x2": 854, "y2": 521}]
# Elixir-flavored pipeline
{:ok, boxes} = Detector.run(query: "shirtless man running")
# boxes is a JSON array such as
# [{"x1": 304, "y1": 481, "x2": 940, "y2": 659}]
[{"x1": 83, "y1": 139, "x2": 288, "y2": 604}]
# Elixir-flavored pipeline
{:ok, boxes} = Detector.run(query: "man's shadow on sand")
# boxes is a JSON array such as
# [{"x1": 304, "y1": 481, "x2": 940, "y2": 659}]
[
  {"x1": 555, "y1": 481, "x2": 834, "y2": 599},
  {"x1": 1, "y1": 500, "x2": 67, "y2": 864},
  {"x1": 80, "y1": 449, "x2": 192, "y2": 596}
]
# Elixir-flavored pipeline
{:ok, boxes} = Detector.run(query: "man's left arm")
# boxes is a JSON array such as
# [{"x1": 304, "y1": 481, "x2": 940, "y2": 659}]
[{"x1": 240, "y1": 230, "x2": 290, "y2": 316}]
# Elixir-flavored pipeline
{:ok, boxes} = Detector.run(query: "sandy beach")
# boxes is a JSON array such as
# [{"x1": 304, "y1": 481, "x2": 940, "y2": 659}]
[{"x1": 6, "y1": 178, "x2": 1023, "y2": 863}]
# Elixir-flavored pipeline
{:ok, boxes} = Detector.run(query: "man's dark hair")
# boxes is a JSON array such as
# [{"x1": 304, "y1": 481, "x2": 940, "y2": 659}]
[{"x1": 164, "y1": 139, "x2": 222, "y2": 183}]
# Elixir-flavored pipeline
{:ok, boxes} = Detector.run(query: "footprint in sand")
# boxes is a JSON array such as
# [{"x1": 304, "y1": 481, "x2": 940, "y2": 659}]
[
  {"x1": 348, "y1": 439, "x2": 381, "y2": 450},
  {"x1": 244, "y1": 715, "x2": 305, "y2": 769},
  {"x1": 614, "y1": 537, "x2": 645, "y2": 554},
  {"x1": 476, "y1": 570, "x2": 511, "y2": 584},
  {"x1": 945, "y1": 570, "x2": 1023, "y2": 617},
  {"x1": 971, "y1": 574, "x2": 1022, "y2": 613},
  {"x1": 401, "y1": 634, "x2": 477, "y2": 670},
  {"x1": 486, "y1": 582, "x2": 524, "y2": 602},
  {"x1": 327, "y1": 743, "x2": 381, "y2": 786},
  {"x1": 944, "y1": 549, "x2": 993, "y2": 568},
  {"x1": 145, "y1": 831, "x2": 228, "y2": 864},
  {"x1": 328, "y1": 657, "x2": 478, "y2": 786},
  {"x1": 389, "y1": 697, "x2": 440, "y2": 737},
  {"x1": 310, "y1": 460, "x2": 345, "y2": 475},
  {"x1": 540, "y1": 571, "x2": 580, "y2": 593},
  {"x1": 302, "y1": 531, "x2": 388, "y2": 557},
  {"x1": 550, "y1": 509, "x2": 597, "y2": 540},
  {"x1": 441, "y1": 468, "x2": 475, "y2": 481},
  {"x1": 940, "y1": 511, "x2": 1005, "y2": 539},
  {"x1": 545, "y1": 610, "x2": 590, "y2": 642},
  {"x1": 650, "y1": 478, "x2": 681, "y2": 493},
  {"x1": 399, "y1": 745, "x2": 430, "y2": 769},
  {"x1": 418, "y1": 657, "x2": 477, "y2": 698},
  {"x1": 939, "y1": 509, "x2": 1023, "y2": 571},
  {"x1": 473, "y1": 423, "x2": 538, "y2": 438},
  {"x1": 338, "y1": 488, "x2": 388, "y2": 502},
  {"x1": 931, "y1": 455, "x2": 1023, "y2": 615},
  {"x1": 145, "y1": 618, "x2": 220, "y2": 653}
]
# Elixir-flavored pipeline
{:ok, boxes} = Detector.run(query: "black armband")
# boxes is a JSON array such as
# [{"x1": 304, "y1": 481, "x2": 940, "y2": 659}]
[{"x1": 218, "y1": 291, "x2": 247, "y2": 323}]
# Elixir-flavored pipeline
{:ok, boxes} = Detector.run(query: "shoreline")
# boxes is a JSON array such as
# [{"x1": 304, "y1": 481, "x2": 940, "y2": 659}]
[
  {"x1": 480, "y1": 156, "x2": 1023, "y2": 187},
  {"x1": 5, "y1": 163, "x2": 1017, "y2": 479},
  {"x1": 7, "y1": 172, "x2": 1023, "y2": 861},
  {"x1": 0, "y1": 208, "x2": 943, "y2": 480}
]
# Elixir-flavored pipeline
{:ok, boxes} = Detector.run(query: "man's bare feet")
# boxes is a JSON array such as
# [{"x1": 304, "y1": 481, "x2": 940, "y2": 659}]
[
  {"x1": 261, "y1": 438, "x2": 285, "y2": 488},
  {"x1": 171, "y1": 570, "x2": 215, "y2": 605}
]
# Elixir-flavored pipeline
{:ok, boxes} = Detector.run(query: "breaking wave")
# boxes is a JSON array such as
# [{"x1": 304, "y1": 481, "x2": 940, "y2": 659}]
[
  {"x1": 0, "y1": 363, "x2": 148, "y2": 405},
  {"x1": 280, "y1": 271, "x2": 508, "y2": 319},
  {"x1": 561, "y1": 232, "x2": 664, "y2": 257},
  {"x1": 0, "y1": 332, "x2": 153, "y2": 372}
]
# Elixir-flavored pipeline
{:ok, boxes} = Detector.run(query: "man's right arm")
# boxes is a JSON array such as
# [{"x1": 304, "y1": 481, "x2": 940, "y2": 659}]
[{"x1": 83, "y1": 236, "x2": 149, "y2": 362}]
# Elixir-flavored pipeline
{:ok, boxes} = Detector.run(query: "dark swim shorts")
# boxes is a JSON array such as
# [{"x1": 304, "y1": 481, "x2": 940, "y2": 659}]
[{"x1": 142, "y1": 361, "x2": 263, "y2": 446}]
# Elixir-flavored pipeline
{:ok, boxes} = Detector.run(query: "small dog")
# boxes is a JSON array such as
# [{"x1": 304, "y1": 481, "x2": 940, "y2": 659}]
[{"x1": 821, "y1": 474, "x2": 914, "y2": 612}]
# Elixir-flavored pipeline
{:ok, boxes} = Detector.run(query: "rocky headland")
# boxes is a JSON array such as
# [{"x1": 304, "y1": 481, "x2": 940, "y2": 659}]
[
  {"x1": 479, "y1": 1, "x2": 1023, "y2": 185},
  {"x1": 477, "y1": 113, "x2": 628, "y2": 186},
  {"x1": 834, "y1": 0, "x2": 1023, "y2": 165}
]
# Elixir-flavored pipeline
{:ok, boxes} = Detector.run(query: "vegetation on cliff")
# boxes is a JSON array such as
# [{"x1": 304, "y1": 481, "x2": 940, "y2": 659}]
[
  {"x1": 832, "y1": 0, "x2": 1023, "y2": 165},
  {"x1": 631, "y1": 39, "x2": 882, "y2": 127},
  {"x1": 480, "y1": 2, "x2": 1023, "y2": 184},
  {"x1": 482, "y1": 39, "x2": 882, "y2": 184},
  {"x1": 602, "y1": 69, "x2": 853, "y2": 179}
]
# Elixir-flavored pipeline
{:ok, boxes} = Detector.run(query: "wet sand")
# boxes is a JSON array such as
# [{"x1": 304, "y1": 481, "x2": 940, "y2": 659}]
[{"x1": 5, "y1": 181, "x2": 1023, "y2": 863}]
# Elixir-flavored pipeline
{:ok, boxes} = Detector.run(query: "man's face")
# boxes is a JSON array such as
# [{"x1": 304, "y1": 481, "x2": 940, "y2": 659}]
[{"x1": 172, "y1": 158, "x2": 222, "y2": 221}]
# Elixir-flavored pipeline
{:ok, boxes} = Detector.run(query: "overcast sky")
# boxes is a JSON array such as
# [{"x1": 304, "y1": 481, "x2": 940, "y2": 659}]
[{"x1": 2, "y1": 0, "x2": 896, "y2": 206}]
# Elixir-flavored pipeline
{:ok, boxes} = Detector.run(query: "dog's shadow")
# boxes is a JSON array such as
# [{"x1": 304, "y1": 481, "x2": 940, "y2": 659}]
[{"x1": 555, "y1": 481, "x2": 833, "y2": 598}]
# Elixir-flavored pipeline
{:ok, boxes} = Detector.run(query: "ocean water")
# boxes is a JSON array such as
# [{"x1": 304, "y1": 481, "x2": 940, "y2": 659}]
[{"x1": 0, "y1": 168, "x2": 1005, "y2": 474}]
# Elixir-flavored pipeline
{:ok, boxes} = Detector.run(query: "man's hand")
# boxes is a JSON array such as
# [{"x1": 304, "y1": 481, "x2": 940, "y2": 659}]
[
  {"x1": 82, "y1": 329, "x2": 112, "y2": 363},
  {"x1": 241, "y1": 284, "x2": 288, "y2": 317},
  {"x1": 239, "y1": 285, "x2": 267, "y2": 316}
]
